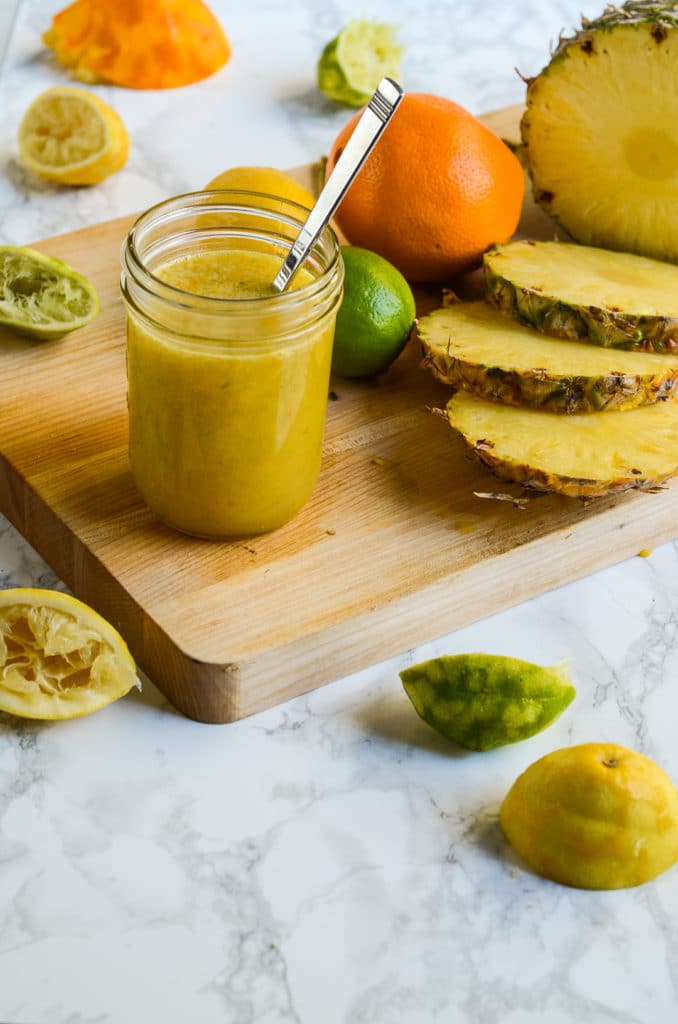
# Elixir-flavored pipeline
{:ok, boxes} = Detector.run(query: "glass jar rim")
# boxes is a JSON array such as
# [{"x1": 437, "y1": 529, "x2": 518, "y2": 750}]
[{"x1": 121, "y1": 188, "x2": 341, "y2": 316}]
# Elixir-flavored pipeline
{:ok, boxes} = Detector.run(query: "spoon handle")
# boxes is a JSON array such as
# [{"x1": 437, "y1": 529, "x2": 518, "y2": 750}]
[{"x1": 271, "y1": 77, "x2": 404, "y2": 293}]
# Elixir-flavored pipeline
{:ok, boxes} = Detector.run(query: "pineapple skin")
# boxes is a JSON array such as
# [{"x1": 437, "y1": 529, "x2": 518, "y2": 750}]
[
  {"x1": 459, "y1": 443, "x2": 666, "y2": 497},
  {"x1": 422, "y1": 342, "x2": 678, "y2": 413},
  {"x1": 446, "y1": 405, "x2": 671, "y2": 498},
  {"x1": 521, "y1": 2, "x2": 678, "y2": 265},
  {"x1": 484, "y1": 259, "x2": 678, "y2": 354}
]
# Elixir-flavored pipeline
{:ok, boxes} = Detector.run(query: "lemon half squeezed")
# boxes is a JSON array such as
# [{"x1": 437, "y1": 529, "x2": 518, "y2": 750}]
[
  {"x1": 0, "y1": 246, "x2": 99, "y2": 339},
  {"x1": 0, "y1": 589, "x2": 138, "y2": 720},
  {"x1": 317, "y1": 21, "x2": 404, "y2": 107},
  {"x1": 18, "y1": 86, "x2": 130, "y2": 186}
]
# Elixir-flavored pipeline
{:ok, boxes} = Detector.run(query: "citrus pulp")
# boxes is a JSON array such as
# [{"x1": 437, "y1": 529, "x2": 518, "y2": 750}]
[
  {"x1": 0, "y1": 246, "x2": 99, "y2": 339},
  {"x1": 18, "y1": 86, "x2": 129, "y2": 186},
  {"x1": 0, "y1": 588, "x2": 138, "y2": 720},
  {"x1": 317, "y1": 20, "x2": 404, "y2": 107}
]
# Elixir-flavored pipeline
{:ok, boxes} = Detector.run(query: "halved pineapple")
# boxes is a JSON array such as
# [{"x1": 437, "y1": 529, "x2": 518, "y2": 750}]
[
  {"x1": 521, "y1": 2, "x2": 678, "y2": 262},
  {"x1": 445, "y1": 389, "x2": 678, "y2": 497},
  {"x1": 419, "y1": 300, "x2": 678, "y2": 412},
  {"x1": 484, "y1": 240, "x2": 678, "y2": 352}
]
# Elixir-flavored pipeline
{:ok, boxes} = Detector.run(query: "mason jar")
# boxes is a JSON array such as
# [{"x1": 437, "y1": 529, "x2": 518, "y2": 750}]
[{"x1": 120, "y1": 190, "x2": 344, "y2": 539}]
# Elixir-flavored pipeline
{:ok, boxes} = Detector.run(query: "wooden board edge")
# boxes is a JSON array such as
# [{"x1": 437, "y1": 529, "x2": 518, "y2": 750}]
[
  {"x1": 0, "y1": 464, "x2": 241, "y2": 722},
  {"x1": 225, "y1": 490, "x2": 678, "y2": 722},
  {"x1": 3, "y1": 442, "x2": 677, "y2": 724}
]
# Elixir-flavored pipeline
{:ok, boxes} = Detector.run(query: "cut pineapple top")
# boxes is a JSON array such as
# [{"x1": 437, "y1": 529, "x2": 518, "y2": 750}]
[
  {"x1": 522, "y1": 6, "x2": 678, "y2": 262},
  {"x1": 486, "y1": 241, "x2": 678, "y2": 316}
]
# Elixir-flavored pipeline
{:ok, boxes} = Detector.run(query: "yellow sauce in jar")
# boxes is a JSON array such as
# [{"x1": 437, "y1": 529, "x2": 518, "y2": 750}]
[{"x1": 126, "y1": 247, "x2": 337, "y2": 538}]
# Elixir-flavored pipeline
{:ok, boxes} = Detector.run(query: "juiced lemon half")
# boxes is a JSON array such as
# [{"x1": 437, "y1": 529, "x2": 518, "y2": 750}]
[
  {"x1": 18, "y1": 86, "x2": 129, "y2": 186},
  {"x1": 0, "y1": 588, "x2": 138, "y2": 720}
]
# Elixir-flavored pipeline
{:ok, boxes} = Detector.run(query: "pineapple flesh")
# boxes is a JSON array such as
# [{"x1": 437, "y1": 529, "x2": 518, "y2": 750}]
[
  {"x1": 522, "y1": 1, "x2": 678, "y2": 263},
  {"x1": 445, "y1": 389, "x2": 678, "y2": 497},
  {"x1": 484, "y1": 240, "x2": 678, "y2": 351},
  {"x1": 419, "y1": 300, "x2": 678, "y2": 412}
]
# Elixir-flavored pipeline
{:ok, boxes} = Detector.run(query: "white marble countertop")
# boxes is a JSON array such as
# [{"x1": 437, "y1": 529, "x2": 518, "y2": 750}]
[{"x1": 1, "y1": 1, "x2": 678, "y2": 1022}]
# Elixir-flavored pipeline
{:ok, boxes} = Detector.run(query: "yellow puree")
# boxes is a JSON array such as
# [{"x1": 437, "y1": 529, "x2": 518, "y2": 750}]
[{"x1": 126, "y1": 249, "x2": 335, "y2": 537}]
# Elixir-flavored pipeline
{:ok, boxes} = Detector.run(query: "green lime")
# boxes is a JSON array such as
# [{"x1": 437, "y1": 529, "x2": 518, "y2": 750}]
[
  {"x1": 332, "y1": 245, "x2": 416, "y2": 378},
  {"x1": 0, "y1": 245, "x2": 99, "y2": 339},
  {"x1": 400, "y1": 653, "x2": 576, "y2": 751},
  {"x1": 317, "y1": 21, "x2": 404, "y2": 108}
]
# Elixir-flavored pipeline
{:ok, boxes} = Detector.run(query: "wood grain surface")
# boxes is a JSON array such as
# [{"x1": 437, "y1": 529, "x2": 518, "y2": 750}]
[{"x1": 3, "y1": 104, "x2": 676, "y2": 723}]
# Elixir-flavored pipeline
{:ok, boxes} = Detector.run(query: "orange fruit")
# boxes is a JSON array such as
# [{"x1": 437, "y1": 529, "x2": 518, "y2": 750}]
[{"x1": 326, "y1": 93, "x2": 524, "y2": 282}]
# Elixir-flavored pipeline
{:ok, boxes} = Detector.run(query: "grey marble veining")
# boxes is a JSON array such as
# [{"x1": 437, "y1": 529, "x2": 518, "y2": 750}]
[{"x1": 0, "y1": 1, "x2": 678, "y2": 1022}]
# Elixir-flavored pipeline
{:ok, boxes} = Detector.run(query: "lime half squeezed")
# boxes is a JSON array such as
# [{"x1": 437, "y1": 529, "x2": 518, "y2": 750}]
[
  {"x1": 317, "y1": 21, "x2": 404, "y2": 107},
  {"x1": 0, "y1": 245, "x2": 99, "y2": 339}
]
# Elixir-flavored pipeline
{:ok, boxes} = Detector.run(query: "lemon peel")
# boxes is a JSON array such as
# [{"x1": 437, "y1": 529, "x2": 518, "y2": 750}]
[
  {"x1": 0, "y1": 588, "x2": 138, "y2": 720},
  {"x1": 501, "y1": 743, "x2": 678, "y2": 889}
]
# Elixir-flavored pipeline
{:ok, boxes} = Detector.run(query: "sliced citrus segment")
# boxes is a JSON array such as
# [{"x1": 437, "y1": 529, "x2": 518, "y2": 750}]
[
  {"x1": 400, "y1": 653, "x2": 575, "y2": 751},
  {"x1": 317, "y1": 21, "x2": 403, "y2": 107},
  {"x1": 0, "y1": 588, "x2": 138, "y2": 720},
  {"x1": 0, "y1": 246, "x2": 99, "y2": 339},
  {"x1": 18, "y1": 86, "x2": 129, "y2": 186}
]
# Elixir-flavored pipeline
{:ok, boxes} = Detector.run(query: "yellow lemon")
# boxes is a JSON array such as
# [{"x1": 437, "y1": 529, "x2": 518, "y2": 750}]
[
  {"x1": 205, "y1": 165, "x2": 315, "y2": 209},
  {"x1": 18, "y1": 86, "x2": 130, "y2": 186},
  {"x1": 500, "y1": 743, "x2": 678, "y2": 889},
  {"x1": 0, "y1": 588, "x2": 138, "y2": 720}
]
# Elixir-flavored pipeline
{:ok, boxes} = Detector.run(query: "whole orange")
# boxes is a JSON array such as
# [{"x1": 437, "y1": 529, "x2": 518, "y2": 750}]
[{"x1": 326, "y1": 93, "x2": 524, "y2": 282}]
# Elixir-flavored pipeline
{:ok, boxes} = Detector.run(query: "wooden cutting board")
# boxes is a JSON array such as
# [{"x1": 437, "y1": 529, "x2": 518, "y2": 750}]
[{"x1": 3, "y1": 104, "x2": 677, "y2": 723}]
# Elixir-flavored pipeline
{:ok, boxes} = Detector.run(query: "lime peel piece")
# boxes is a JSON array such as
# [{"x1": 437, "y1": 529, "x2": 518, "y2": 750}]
[
  {"x1": 0, "y1": 245, "x2": 99, "y2": 339},
  {"x1": 400, "y1": 653, "x2": 576, "y2": 751}
]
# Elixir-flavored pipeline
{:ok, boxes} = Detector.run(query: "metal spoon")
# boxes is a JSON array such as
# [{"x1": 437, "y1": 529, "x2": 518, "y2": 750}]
[{"x1": 271, "y1": 77, "x2": 404, "y2": 293}]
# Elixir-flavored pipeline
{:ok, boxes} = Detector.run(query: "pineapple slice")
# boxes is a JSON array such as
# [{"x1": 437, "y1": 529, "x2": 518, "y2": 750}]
[
  {"x1": 419, "y1": 300, "x2": 678, "y2": 412},
  {"x1": 484, "y1": 240, "x2": 678, "y2": 352},
  {"x1": 521, "y1": 2, "x2": 678, "y2": 263},
  {"x1": 445, "y1": 389, "x2": 678, "y2": 497}
]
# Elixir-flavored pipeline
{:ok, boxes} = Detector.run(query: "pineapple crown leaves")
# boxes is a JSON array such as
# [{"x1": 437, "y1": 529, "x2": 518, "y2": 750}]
[
  {"x1": 513, "y1": 0, "x2": 678, "y2": 80},
  {"x1": 552, "y1": 1, "x2": 678, "y2": 60}
]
